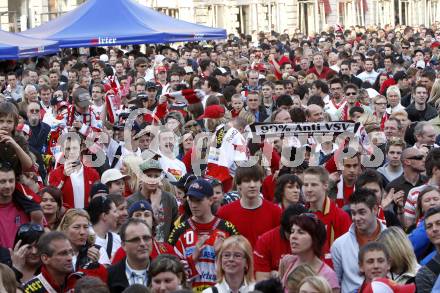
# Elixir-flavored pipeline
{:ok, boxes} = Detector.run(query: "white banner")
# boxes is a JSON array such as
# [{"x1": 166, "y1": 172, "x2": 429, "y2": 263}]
[{"x1": 249, "y1": 122, "x2": 358, "y2": 137}]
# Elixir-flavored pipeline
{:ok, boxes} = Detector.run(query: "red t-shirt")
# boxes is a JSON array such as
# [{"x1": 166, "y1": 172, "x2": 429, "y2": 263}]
[
  {"x1": 307, "y1": 66, "x2": 336, "y2": 80},
  {"x1": 254, "y1": 226, "x2": 290, "y2": 273},
  {"x1": 262, "y1": 175, "x2": 275, "y2": 202},
  {"x1": 313, "y1": 197, "x2": 351, "y2": 267},
  {"x1": 0, "y1": 202, "x2": 30, "y2": 248},
  {"x1": 217, "y1": 199, "x2": 282, "y2": 248}
]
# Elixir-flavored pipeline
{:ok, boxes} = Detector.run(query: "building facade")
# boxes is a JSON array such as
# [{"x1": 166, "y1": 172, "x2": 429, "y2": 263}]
[{"x1": 1, "y1": 0, "x2": 440, "y2": 35}]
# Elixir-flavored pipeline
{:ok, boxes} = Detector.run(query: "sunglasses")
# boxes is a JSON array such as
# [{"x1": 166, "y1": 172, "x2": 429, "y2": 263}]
[
  {"x1": 18, "y1": 223, "x2": 44, "y2": 236},
  {"x1": 345, "y1": 92, "x2": 357, "y2": 96}
]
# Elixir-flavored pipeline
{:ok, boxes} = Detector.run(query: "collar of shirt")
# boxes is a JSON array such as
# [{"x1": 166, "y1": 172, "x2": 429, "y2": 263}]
[
  {"x1": 125, "y1": 259, "x2": 149, "y2": 286},
  {"x1": 218, "y1": 279, "x2": 253, "y2": 293}
]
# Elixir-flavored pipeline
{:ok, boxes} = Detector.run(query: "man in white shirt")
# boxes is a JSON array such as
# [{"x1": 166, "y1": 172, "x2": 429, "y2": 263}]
[{"x1": 357, "y1": 59, "x2": 379, "y2": 86}]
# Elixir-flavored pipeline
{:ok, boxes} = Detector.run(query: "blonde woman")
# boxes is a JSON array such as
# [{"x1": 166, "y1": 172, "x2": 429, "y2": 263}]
[
  {"x1": 203, "y1": 235, "x2": 255, "y2": 293},
  {"x1": 57, "y1": 209, "x2": 110, "y2": 274},
  {"x1": 377, "y1": 227, "x2": 419, "y2": 284},
  {"x1": 298, "y1": 276, "x2": 332, "y2": 293},
  {"x1": 120, "y1": 155, "x2": 143, "y2": 195},
  {"x1": 428, "y1": 78, "x2": 440, "y2": 108}
]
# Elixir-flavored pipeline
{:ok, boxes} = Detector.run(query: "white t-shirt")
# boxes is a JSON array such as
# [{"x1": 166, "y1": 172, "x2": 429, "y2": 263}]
[
  {"x1": 70, "y1": 166, "x2": 85, "y2": 209},
  {"x1": 94, "y1": 231, "x2": 122, "y2": 261},
  {"x1": 159, "y1": 155, "x2": 187, "y2": 182}
]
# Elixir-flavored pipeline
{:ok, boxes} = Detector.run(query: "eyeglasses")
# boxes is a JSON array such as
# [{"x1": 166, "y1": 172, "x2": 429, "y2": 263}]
[
  {"x1": 125, "y1": 235, "x2": 152, "y2": 243},
  {"x1": 222, "y1": 252, "x2": 244, "y2": 260},
  {"x1": 18, "y1": 223, "x2": 44, "y2": 236},
  {"x1": 406, "y1": 155, "x2": 424, "y2": 160},
  {"x1": 345, "y1": 92, "x2": 357, "y2": 96},
  {"x1": 375, "y1": 102, "x2": 387, "y2": 106},
  {"x1": 402, "y1": 47, "x2": 410, "y2": 49}
]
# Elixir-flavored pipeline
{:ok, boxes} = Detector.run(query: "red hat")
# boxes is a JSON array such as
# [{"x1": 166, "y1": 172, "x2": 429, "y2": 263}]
[
  {"x1": 155, "y1": 66, "x2": 167, "y2": 74},
  {"x1": 197, "y1": 105, "x2": 225, "y2": 119},
  {"x1": 254, "y1": 63, "x2": 266, "y2": 73},
  {"x1": 431, "y1": 42, "x2": 440, "y2": 49},
  {"x1": 363, "y1": 278, "x2": 415, "y2": 293},
  {"x1": 16, "y1": 123, "x2": 31, "y2": 136}
]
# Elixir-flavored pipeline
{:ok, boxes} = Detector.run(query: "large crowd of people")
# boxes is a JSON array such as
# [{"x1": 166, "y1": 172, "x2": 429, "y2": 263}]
[{"x1": 1, "y1": 23, "x2": 440, "y2": 293}]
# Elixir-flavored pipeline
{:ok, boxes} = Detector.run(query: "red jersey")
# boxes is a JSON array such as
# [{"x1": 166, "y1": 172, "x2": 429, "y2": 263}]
[
  {"x1": 217, "y1": 199, "x2": 282, "y2": 248},
  {"x1": 168, "y1": 217, "x2": 237, "y2": 292},
  {"x1": 312, "y1": 196, "x2": 351, "y2": 266},
  {"x1": 254, "y1": 226, "x2": 290, "y2": 273},
  {"x1": 307, "y1": 66, "x2": 336, "y2": 80}
]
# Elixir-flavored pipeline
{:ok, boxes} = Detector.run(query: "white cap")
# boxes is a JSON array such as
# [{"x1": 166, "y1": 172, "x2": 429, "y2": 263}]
[
  {"x1": 99, "y1": 54, "x2": 109, "y2": 62},
  {"x1": 101, "y1": 169, "x2": 127, "y2": 184},
  {"x1": 366, "y1": 88, "x2": 380, "y2": 99}
]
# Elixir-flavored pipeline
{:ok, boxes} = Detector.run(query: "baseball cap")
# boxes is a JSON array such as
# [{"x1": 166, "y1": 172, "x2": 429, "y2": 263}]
[
  {"x1": 146, "y1": 81, "x2": 157, "y2": 89},
  {"x1": 72, "y1": 88, "x2": 92, "y2": 108},
  {"x1": 90, "y1": 182, "x2": 109, "y2": 198},
  {"x1": 16, "y1": 123, "x2": 31, "y2": 136},
  {"x1": 363, "y1": 278, "x2": 415, "y2": 293},
  {"x1": 431, "y1": 41, "x2": 440, "y2": 49},
  {"x1": 171, "y1": 173, "x2": 198, "y2": 190},
  {"x1": 101, "y1": 169, "x2": 128, "y2": 185},
  {"x1": 128, "y1": 200, "x2": 153, "y2": 217},
  {"x1": 197, "y1": 105, "x2": 225, "y2": 119},
  {"x1": 99, "y1": 54, "x2": 109, "y2": 62},
  {"x1": 139, "y1": 159, "x2": 162, "y2": 172},
  {"x1": 155, "y1": 66, "x2": 167, "y2": 74},
  {"x1": 134, "y1": 125, "x2": 153, "y2": 140},
  {"x1": 254, "y1": 63, "x2": 266, "y2": 72},
  {"x1": 186, "y1": 179, "x2": 213, "y2": 199},
  {"x1": 50, "y1": 95, "x2": 69, "y2": 109}
]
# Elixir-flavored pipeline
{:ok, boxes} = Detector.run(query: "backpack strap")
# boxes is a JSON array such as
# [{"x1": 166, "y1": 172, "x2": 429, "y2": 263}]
[
  {"x1": 211, "y1": 286, "x2": 218, "y2": 293},
  {"x1": 106, "y1": 232, "x2": 113, "y2": 259}
]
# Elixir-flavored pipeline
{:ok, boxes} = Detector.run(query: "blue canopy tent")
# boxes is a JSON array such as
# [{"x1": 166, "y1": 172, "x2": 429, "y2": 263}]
[
  {"x1": 0, "y1": 30, "x2": 59, "y2": 60},
  {"x1": 20, "y1": 0, "x2": 226, "y2": 48}
]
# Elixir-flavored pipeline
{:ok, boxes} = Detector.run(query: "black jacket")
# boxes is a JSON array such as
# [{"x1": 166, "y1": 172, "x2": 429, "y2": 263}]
[{"x1": 107, "y1": 258, "x2": 129, "y2": 293}]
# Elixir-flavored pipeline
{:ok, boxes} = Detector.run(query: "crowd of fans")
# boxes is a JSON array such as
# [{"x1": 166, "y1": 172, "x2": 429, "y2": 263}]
[{"x1": 2, "y1": 23, "x2": 440, "y2": 293}]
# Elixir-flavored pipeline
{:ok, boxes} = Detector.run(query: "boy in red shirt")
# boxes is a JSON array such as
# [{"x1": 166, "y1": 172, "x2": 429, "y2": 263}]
[
  {"x1": 168, "y1": 179, "x2": 237, "y2": 292},
  {"x1": 217, "y1": 165, "x2": 282, "y2": 248},
  {"x1": 303, "y1": 166, "x2": 351, "y2": 266}
]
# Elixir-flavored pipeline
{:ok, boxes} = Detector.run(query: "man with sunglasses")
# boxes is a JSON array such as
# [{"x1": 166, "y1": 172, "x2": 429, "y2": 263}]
[
  {"x1": 386, "y1": 147, "x2": 427, "y2": 204},
  {"x1": 108, "y1": 218, "x2": 153, "y2": 293},
  {"x1": 404, "y1": 148, "x2": 440, "y2": 228}
]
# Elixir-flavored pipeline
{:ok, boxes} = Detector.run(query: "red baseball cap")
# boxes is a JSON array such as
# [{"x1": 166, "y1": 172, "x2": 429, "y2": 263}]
[
  {"x1": 197, "y1": 105, "x2": 225, "y2": 119},
  {"x1": 431, "y1": 42, "x2": 440, "y2": 49},
  {"x1": 363, "y1": 278, "x2": 415, "y2": 293},
  {"x1": 254, "y1": 63, "x2": 266, "y2": 72},
  {"x1": 155, "y1": 66, "x2": 167, "y2": 74}
]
